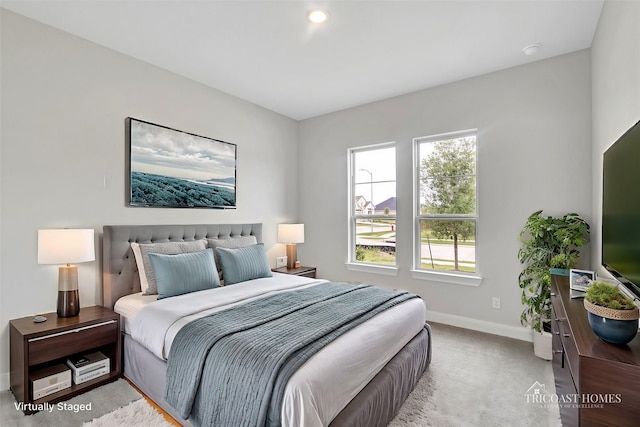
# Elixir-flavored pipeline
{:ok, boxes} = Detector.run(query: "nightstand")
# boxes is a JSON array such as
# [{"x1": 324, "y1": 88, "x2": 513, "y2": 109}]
[
  {"x1": 10, "y1": 306, "x2": 121, "y2": 413},
  {"x1": 272, "y1": 266, "x2": 317, "y2": 278}
]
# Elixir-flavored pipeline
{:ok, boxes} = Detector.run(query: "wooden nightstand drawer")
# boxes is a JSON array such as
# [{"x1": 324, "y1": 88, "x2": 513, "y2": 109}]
[
  {"x1": 297, "y1": 270, "x2": 316, "y2": 278},
  {"x1": 28, "y1": 320, "x2": 118, "y2": 366},
  {"x1": 272, "y1": 266, "x2": 316, "y2": 278}
]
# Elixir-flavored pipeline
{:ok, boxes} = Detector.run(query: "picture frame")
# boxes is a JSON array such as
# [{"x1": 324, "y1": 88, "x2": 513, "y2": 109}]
[
  {"x1": 570, "y1": 269, "x2": 596, "y2": 292},
  {"x1": 125, "y1": 118, "x2": 237, "y2": 209}
]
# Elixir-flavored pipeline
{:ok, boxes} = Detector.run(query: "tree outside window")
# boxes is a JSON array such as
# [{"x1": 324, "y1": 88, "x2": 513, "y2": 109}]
[{"x1": 417, "y1": 132, "x2": 477, "y2": 273}]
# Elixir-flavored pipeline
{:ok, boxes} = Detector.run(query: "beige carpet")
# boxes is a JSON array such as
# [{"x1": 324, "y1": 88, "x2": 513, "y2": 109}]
[
  {"x1": 389, "y1": 323, "x2": 562, "y2": 427},
  {"x1": 1, "y1": 323, "x2": 561, "y2": 426}
]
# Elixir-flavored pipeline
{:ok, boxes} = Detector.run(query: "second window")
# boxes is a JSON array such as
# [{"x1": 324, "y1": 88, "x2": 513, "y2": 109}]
[{"x1": 415, "y1": 131, "x2": 477, "y2": 274}]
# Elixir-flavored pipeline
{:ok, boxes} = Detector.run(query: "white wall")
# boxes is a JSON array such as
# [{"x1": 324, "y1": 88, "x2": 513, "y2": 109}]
[
  {"x1": 591, "y1": 1, "x2": 640, "y2": 277},
  {"x1": 0, "y1": 10, "x2": 299, "y2": 386},
  {"x1": 298, "y1": 50, "x2": 593, "y2": 338}
]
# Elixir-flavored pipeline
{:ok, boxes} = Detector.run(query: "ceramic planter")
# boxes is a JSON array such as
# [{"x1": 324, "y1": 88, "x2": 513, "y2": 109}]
[
  {"x1": 584, "y1": 300, "x2": 639, "y2": 345},
  {"x1": 533, "y1": 328, "x2": 552, "y2": 360}
]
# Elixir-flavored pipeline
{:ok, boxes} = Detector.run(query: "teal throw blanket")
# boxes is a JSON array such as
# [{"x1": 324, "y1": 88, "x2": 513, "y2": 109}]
[{"x1": 165, "y1": 282, "x2": 418, "y2": 427}]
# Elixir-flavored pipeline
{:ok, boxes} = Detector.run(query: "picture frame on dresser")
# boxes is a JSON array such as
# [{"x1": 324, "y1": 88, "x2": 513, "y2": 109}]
[{"x1": 569, "y1": 269, "x2": 595, "y2": 292}]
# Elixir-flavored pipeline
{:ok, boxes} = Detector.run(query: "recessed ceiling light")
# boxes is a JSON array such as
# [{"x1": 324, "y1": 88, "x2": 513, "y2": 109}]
[
  {"x1": 307, "y1": 9, "x2": 329, "y2": 24},
  {"x1": 522, "y1": 44, "x2": 541, "y2": 56}
]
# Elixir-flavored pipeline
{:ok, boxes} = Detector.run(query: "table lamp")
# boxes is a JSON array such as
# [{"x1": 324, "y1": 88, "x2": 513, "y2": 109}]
[
  {"x1": 278, "y1": 224, "x2": 304, "y2": 269},
  {"x1": 38, "y1": 229, "x2": 95, "y2": 317}
]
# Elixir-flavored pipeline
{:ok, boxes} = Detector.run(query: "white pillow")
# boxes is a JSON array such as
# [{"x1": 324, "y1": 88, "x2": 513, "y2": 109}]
[
  {"x1": 131, "y1": 240, "x2": 208, "y2": 295},
  {"x1": 131, "y1": 242, "x2": 148, "y2": 292}
]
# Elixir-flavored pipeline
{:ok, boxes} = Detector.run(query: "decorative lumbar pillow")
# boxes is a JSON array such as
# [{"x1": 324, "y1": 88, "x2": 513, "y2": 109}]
[
  {"x1": 148, "y1": 249, "x2": 220, "y2": 299},
  {"x1": 216, "y1": 243, "x2": 272, "y2": 286},
  {"x1": 206, "y1": 236, "x2": 258, "y2": 277},
  {"x1": 131, "y1": 240, "x2": 207, "y2": 295}
]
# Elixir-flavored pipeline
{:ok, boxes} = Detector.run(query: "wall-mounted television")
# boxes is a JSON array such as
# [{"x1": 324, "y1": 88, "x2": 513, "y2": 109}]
[{"x1": 602, "y1": 119, "x2": 640, "y2": 300}]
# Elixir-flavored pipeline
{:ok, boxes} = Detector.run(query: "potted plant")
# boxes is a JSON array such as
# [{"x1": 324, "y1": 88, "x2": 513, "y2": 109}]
[
  {"x1": 584, "y1": 281, "x2": 639, "y2": 345},
  {"x1": 518, "y1": 210, "x2": 590, "y2": 359}
]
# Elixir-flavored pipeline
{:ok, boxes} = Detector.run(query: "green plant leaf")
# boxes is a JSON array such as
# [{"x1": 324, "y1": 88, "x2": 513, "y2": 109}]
[{"x1": 517, "y1": 210, "x2": 590, "y2": 331}]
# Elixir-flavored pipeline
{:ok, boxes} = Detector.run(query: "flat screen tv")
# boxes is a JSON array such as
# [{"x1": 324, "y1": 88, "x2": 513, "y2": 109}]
[{"x1": 602, "y1": 119, "x2": 640, "y2": 300}]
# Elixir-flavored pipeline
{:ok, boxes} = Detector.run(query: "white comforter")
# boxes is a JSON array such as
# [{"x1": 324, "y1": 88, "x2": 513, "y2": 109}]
[{"x1": 116, "y1": 274, "x2": 426, "y2": 427}]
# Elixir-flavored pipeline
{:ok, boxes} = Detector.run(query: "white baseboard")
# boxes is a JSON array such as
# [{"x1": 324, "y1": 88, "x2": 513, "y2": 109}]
[
  {"x1": 426, "y1": 310, "x2": 533, "y2": 342},
  {"x1": 0, "y1": 372, "x2": 9, "y2": 392}
]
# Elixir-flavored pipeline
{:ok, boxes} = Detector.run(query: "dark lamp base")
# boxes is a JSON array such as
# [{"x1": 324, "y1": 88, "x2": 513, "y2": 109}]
[{"x1": 57, "y1": 290, "x2": 80, "y2": 317}]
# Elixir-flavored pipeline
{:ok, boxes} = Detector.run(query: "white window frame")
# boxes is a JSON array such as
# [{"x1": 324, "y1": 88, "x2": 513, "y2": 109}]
[
  {"x1": 346, "y1": 142, "x2": 398, "y2": 276},
  {"x1": 411, "y1": 130, "x2": 482, "y2": 286}
]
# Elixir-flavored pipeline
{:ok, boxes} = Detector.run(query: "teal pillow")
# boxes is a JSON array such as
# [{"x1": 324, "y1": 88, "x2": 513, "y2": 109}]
[
  {"x1": 216, "y1": 244, "x2": 272, "y2": 285},
  {"x1": 148, "y1": 249, "x2": 220, "y2": 299}
]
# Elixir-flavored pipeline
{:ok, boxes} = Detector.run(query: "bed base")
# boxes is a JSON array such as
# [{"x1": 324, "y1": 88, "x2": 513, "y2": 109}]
[
  {"x1": 123, "y1": 325, "x2": 431, "y2": 427},
  {"x1": 330, "y1": 324, "x2": 432, "y2": 427}
]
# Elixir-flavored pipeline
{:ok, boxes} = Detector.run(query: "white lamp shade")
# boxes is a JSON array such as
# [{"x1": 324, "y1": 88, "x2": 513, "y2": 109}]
[
  {"x1": 278, "y1": 224, "x2": 305, "y2": 244},
  {"x1": 38, "y1": 229, "x2": 95, "y2": 265}
]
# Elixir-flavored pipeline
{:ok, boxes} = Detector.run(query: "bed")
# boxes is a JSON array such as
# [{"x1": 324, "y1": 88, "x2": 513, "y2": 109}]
[{"x1": 102, "y1": 223, "x2": 431, "y2": 427}]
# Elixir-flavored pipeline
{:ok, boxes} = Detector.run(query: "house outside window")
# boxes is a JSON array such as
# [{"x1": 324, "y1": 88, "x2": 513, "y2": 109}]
[
  {"x1": 348, "y1": 143, "x2": 396, "y2": 268},
  {"x1": 414, "y1": 130, "x2": 477, "y2": 276}
]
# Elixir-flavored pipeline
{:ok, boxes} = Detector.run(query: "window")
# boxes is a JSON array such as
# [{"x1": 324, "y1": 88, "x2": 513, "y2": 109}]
[
  {"x1": 414, "y1": 131, "x2": 477, "y2": 276},
  {"x1": 348, "y1": 143, "x2": 396, "y2": 269}
]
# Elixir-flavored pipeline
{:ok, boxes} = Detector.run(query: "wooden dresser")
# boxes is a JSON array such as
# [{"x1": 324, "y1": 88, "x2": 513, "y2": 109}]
[{"x1": 551, "y1": 275, "x2": 640, "y2": 426}]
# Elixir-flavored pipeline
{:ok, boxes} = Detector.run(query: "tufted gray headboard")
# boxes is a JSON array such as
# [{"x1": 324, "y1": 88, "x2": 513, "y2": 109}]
[{"x1": 102, "y1": 223, "x2": 263, "y2": 309}]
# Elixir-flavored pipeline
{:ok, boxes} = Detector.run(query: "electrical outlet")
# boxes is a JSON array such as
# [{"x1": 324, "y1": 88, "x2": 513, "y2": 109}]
[
  {"x1": 492, "y1": 297, "x2": 501, "y2": 309},
  {"x1": 276, "y1": 256, "x2": 287, "y2": 268}
]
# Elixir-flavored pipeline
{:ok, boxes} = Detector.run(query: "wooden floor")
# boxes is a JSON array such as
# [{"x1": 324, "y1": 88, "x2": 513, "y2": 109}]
[{"x1": 125, "y1": 378, "x2": 181, "y2": 426}]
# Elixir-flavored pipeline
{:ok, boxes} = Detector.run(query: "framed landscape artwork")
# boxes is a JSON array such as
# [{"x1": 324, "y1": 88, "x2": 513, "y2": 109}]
[{"x1": 125, "y1": 118, "x2": 237, "y2": 209}]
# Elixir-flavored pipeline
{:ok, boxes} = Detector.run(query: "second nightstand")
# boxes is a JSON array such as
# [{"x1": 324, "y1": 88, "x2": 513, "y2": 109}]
[{"x1": 272, "y1": 266, "x2": 317, "y2": 278}]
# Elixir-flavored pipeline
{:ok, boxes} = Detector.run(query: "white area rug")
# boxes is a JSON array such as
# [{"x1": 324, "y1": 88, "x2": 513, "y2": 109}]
[
  {"x1": 1, "y1": 379, "x2": 168, "y2": 427},
  {"x1": 83, "y1": 398, "x2": 171, "y2": 426}
]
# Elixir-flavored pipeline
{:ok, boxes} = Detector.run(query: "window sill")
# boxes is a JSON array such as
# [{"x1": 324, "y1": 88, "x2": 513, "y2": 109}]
[
  {"x1": 346, "y1": 262, "x2": 399, "y2": 276},
  {"x1": 410, "y1": 269, "x2": 482, "y2": 287}
]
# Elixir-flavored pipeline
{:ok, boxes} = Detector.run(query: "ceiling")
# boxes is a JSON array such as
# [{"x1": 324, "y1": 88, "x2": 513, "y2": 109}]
[{"x1": 1, "y1": 0, "x2": 604, "y2": 120}]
